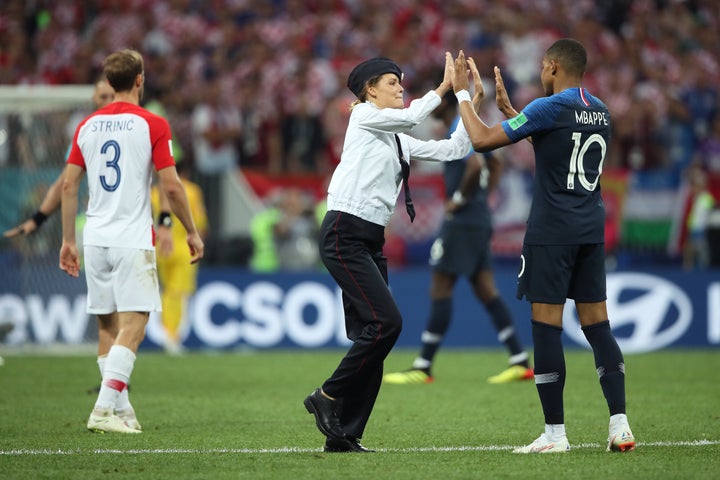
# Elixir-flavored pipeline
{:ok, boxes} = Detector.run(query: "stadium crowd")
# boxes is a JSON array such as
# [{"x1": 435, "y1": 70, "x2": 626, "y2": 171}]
[
  {"x1": 1, "y1": 0, "x2": 718, "y2": 180},
  {"x1": 0, "y1": 0, "x2": 720, "y2": 270}
]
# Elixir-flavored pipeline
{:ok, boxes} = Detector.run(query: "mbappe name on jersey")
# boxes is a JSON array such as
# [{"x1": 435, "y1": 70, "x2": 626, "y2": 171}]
[{"x1": 575, "y1": 110, "x2": 608, "y2": 126}]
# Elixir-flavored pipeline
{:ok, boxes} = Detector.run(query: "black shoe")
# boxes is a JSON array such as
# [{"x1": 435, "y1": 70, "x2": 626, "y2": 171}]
[
  {"x1": 324, "y1": 437, "x2": 375, "y2": 453},
  {"x1": 303, "y1": 388, "x2": 345, "y2": 440}
]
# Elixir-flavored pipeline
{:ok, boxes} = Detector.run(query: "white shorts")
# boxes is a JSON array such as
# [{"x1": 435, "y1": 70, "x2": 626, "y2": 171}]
[{"x1": 84, "y1": 246, "x2": 162, "y2": 314}]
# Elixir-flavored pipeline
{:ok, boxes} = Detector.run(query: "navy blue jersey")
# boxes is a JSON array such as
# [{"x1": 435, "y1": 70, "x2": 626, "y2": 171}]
[
  {"x1": 444, "y1": 116, "x2": 491, "y2": 227},
  {"x1": 501, "y1": 88, "x2": 608, "y2": 245}
]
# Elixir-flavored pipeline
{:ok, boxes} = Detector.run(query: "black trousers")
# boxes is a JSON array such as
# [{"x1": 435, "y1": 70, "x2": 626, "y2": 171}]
[{"x1": 319, "y1": 210, "x2": 403, "y2": 439}]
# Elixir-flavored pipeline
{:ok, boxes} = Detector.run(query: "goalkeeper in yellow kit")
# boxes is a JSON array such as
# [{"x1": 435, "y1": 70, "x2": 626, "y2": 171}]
[{"x1": 151, "y1": 162, "x2": 208, "y2": 353}]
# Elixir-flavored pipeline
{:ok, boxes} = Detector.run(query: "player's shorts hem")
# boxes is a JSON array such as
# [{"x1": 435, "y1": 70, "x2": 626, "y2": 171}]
[
  {"x1": 568, "y1": 296, "x2": 607, "y2": 303},
  {"x1": 87, "y1": 307, "x2": 162, "y2": 314},
  {"x1": 116, "y1": 306, "x2": 162, "y2": 313},
  {"x1": 87, "y1": 308, "x2": 116, "y2": 315}
]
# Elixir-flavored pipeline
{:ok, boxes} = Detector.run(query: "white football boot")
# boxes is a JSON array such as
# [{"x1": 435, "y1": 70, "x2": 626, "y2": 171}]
[{"x1": 513, "y1": 433, "x2": 571, "y2": 454}]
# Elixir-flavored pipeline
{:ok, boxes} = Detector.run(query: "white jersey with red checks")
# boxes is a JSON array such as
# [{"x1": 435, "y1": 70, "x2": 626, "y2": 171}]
[{"x1": 67, "y1": 101, "x2": 175, "y2": 250}]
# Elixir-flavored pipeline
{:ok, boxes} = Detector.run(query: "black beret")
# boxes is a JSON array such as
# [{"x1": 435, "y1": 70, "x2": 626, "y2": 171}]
[{"x1": 347, "y1": 57, "x2": 403, "y2": 98}]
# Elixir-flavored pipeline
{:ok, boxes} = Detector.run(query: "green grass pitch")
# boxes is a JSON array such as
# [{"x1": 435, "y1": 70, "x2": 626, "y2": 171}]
[{"x1": 1, "y1": 348, "x2": 718, "y2": 479}]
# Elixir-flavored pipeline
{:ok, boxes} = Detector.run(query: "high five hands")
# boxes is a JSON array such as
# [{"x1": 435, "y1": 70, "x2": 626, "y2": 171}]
[
  {"x1": 494, "y1": 65, "x2": 519, "y2": 119},
  {"x1": 451, "y1": 51, "x2": 517, "y2": 117},
  {"x1": 451, "y1": 51, "x2": 483, "y2": 114}
]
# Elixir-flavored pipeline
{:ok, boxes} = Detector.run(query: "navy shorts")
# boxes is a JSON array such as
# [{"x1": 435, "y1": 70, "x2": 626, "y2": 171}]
[
  {"x1": 516, "y1": 243, "x2": 607, "y2": 304},
  {"x1": 429, "y1": 224, "x2": 492, "y2": 277}
]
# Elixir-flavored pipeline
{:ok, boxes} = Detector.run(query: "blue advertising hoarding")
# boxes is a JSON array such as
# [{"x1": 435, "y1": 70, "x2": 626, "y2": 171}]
[{"x1": 2, "y1": 266, "x2": 717, "y2": 353}]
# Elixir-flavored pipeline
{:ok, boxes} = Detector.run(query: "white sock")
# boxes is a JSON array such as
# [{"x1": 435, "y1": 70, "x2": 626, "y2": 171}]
[
  {"x1": 116, "y1": 387, "x2": 133, "y2": 413},
  {"x1": 610, "y1": 413, "x2": 628, "y2": 427},
  {"x1": 99, "y1": 353, "x2": 134, "y2": 413},
  {"x1": 412, "y1": 358, "x2": 431, "y2": 370},
  {"x1": 97, "y1": 355, "x2": 107, "y2": 378},
  {"x1": 545, "y1": 423, "x2": 566, "y2": 440},
  {"x1": 94, "y1": 345, "x2": 136, "y2": 411}
]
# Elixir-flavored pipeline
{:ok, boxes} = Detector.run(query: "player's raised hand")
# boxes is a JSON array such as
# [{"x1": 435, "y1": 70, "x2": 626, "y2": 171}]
[
  {"x1": 452, "y1": 50, "x2": 470, "y2": 92},
  {"x1": 443, "y1": 51, "x2": 454, "y2": 87},
  {"x1": 467, "y1": 57, "x2": 484, "y2": 114},
  {"x1": 494, "y1": 66, "x2": 518, "y2": 119},
  {"x1": 59, "y1": 242, "x2": 80, "y2": 278},
  {"x1": 435, "y1": 51, "x2": 454, "y2": 97}
]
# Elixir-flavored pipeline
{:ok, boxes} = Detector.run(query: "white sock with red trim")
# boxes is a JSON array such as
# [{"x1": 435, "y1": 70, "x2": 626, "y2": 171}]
[
  {"x1": 94, "y1": 345, "x2": 136, "y2": 413},
  {"x1": 98, "y1": 353, "x2": 134, "y2": 413}
]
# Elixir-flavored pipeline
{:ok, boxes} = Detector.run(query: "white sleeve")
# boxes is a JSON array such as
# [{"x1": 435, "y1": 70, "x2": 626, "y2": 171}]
[
  {"x1": 404, "y1": 119, "x2": 472, "y2": 162},
  {"x1": 354, "y1": 90, "x2": 441, "y2": 134}
]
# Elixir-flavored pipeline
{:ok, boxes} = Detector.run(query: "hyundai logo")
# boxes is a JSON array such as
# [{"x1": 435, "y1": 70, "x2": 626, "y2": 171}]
[{"x1": 564, "y1": 272, "x2": 693, "y2": 353}]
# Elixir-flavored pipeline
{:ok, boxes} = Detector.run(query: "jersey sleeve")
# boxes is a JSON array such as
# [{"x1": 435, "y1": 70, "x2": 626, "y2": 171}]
[
  {"x1": 66, "y1": 126, "x2": 86, "y2": 169},
  {"x1": 501, "y1": 97, "x2": 556, "y2": 143},
  {"x1": 404, "y1": 119, "x2": 472, "y2": 162},
  {"x1": 354, "y1": 90, "x2": 441, "y2": 134},
  {"x1": 148, "y1": 115, "x2": 176, "y2": 171}
]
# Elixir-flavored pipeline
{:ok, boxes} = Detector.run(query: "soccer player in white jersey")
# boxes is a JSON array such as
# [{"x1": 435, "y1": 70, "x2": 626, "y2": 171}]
[{"x1": 60, "y1": 49, "x2": 204, "y2": 433}]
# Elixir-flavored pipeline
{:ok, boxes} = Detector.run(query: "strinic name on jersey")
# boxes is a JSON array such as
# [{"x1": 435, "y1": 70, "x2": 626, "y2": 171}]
[
  {"x1": 90, "y1": 118, "x2": 136, "y2": 133},
  {"x1": 575, "y1": 110, "x2": 608, "y2": 126}
]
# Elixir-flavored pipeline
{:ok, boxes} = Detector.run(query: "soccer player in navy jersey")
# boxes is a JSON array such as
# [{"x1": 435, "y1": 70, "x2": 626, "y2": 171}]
[
  {"x1": 450, "y1": 39, "x2": 635, "y2": 453},
  {"x1": 383, "y1": 90, "x2": 533, "y2": 386}
]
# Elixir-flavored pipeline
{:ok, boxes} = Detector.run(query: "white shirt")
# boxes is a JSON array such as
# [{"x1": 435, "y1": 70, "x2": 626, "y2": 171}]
[
  {"x1": 327, "y1": 90, "x2": 471, "y2": 226},
  {"x1": 67, "y1": 102, "x2": 175, "y2": 249}
]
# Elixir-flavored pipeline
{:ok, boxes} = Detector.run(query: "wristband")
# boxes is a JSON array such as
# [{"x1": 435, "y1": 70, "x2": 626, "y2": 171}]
[
  {"x1": 452, "y1": 190, "x2": 466, "y2": 206},
  {"x1": 455, "y1": 89, "x2": 471, "y2": 104},
  {"x1": 32, "y1": 210, "x2": 48, "y2": 227},
  {"x1": 158, "y1": 212, "x2": 173, "y2": 228}
]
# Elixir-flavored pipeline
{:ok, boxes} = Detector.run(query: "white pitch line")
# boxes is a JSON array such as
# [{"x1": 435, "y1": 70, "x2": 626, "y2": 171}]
[{"x1": 1, "y1": 440, "x2": 718, "y2": 456}]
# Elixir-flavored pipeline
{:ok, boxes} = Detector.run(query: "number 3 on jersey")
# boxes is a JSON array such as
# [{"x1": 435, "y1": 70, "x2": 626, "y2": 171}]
[
  {"x1": 566, "y1": 132, "x2": 606, "y2": 191},
  {"x1": 100, "y1": 140, "x2": 121, "y2": 192}
]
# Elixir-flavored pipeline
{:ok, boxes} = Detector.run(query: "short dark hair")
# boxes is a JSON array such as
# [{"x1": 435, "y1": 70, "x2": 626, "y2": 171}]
[
  {"x1": 545, "y1": 38, "x2": 587, "y2": 77},
  {"x1": 103, "y1": 49, "x2": 144, "y2": 93}
]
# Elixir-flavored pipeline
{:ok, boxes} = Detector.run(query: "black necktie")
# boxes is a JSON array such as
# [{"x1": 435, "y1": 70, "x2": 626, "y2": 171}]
[{"x1": 394, "y1": 134, "x2": 415, "y2": 222}]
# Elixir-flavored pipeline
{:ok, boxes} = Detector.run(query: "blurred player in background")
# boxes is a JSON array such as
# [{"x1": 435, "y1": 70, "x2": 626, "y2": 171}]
[
  {"x1": 383, "y1": 90, "x2": 533, "y2": 386},
  {"x1": 451, "y1": 40, "x2": 635, "y2": 453},
  {"x1": 682, "y1": 165, "x2": 715, "y2": 270},
  {"x1": 60, "y1": 49, "x2": 204, "y2": 433},
  {"x1": 151, "y1": 160, "x2": 208, "y2": 354},
  {"x1": 3, "y1": 79, "x2": 115, "y2": 238},
  {"x1": 249, "y1": 187, "x2": 320, "y2": 272}
]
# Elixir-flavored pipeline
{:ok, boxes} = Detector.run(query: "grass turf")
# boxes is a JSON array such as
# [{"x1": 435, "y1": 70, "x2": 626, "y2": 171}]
[{"x1": 0, "y1": 348, "x2": 718, "y2": 479}]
